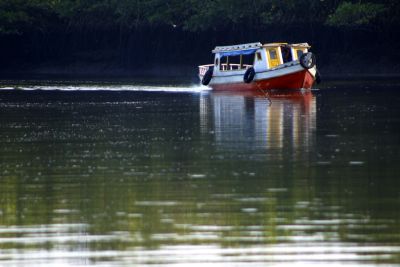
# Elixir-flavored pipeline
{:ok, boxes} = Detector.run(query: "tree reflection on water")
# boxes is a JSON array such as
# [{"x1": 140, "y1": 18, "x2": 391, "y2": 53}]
[{"x1": 0, "y1": 87, "x2": 399, "y2": 266}]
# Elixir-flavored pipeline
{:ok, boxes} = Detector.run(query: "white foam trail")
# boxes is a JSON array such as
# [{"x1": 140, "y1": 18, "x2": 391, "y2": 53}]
[{"x1": 0, "y1": 84, "x2": 211, "y2": 92}]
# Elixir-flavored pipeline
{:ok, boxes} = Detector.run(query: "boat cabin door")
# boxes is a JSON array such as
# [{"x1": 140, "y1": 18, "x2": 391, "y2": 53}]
[
  {"x1": 281, "y1": 45, "x2": 293, "y2": 63},
  {"x1": 266, "y1": 48, "x2": 280, "y2": 68}
]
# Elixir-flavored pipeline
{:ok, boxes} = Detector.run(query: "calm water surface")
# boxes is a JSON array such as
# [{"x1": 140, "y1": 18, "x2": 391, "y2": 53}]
[{"x1": 0, "y1": 79, "x2": 399, "y2": 266}]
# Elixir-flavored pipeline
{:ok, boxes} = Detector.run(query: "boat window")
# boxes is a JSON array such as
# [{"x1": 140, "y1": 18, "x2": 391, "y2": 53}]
[
  {"x1": 241, "y1": 54, "x2": 254, "y2": 67},
  {"x1": 281, "y1": 46, "x2": 293, "y2": 63},
  {"x1": 215, "y1": 58, "x2": 219, "y2": 66},
  {"x1": 220, "y1": 56, "x2": 228, "y2": 70},
  {"x1": 219, "y1": 54, "x2": 254, "y2": 71},
  {"x1": 269, "y1": 49, "x2": 277, "y2": 59},
  {"x1": 256, "y1": 52, "x2": 262, "y2": 61},
  {"x1": 296, "y1": 49, "x2": 304, "y2": 59}
]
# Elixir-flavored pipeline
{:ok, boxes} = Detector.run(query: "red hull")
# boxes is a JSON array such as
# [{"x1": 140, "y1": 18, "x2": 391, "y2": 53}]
[{"x1": 211, "y1": 69, "x2": 315, "y2": 91}]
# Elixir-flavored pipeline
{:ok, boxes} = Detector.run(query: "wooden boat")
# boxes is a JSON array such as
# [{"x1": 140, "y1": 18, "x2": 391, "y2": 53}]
[{"x1": 198, "y1": 42, "x2": 320, "y2": 91}]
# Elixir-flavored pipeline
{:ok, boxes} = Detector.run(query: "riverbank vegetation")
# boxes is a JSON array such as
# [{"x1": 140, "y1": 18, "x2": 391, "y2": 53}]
[{"x1": 0, "y1": 0, "x2": 399, "y2": 76}]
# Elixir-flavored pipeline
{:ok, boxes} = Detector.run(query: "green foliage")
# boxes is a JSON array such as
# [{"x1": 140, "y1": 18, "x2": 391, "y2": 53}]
[
  {"x1": 53, "y1": 0, "x2": 120, "y2": 29},
  {"x1": 326, "y1": 1, "x2": 387, "y2": 28},
  {"x1": 0, "y1": 0, "x2": 56, "y2": 34},
  {"x1": 0, "y1": 0, "x2": 398, "y2": 35}
]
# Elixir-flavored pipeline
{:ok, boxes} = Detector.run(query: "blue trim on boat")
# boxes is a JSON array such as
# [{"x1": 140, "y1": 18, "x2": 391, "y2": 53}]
[{"x1": 220, "y1": 49, "x2": 257, "y2": 57}]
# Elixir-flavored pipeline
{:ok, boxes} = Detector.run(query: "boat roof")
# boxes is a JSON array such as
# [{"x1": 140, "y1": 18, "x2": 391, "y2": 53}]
[
  {"x1": 212, "y1": 42, "x2": 262, "y2": 53},
  {"x1": 287, "y1": 43, "x2": 311, "y2": 48},
  {"x1": 212, "y1": 42, "x2": 310, "y2": 54},
  {"x1": 261, "y1": 42, "x2": 311, "y2": 48},
  {"x1": 263, "y1": 42, "x2": 311, "y2": 48},
  {"x1": 262, "y1": 42, "x2": 288, "y2": 47}
]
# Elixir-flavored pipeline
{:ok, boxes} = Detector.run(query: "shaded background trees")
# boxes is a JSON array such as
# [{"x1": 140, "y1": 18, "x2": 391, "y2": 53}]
[{"x1": 0, "y1": 0, "x2": 399, "y2": 75}]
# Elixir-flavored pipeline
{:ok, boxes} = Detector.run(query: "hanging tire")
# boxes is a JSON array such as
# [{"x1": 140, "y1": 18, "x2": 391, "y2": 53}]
[
  {"x1": 243, "y1": 67, "x2": 255, "y2": 83},
  {"x1": 299, "y1": 52, "x2": 316, "y2": 69},
  {"x1": 201, "y1": 67, "x2": 213, "y2": 85}
]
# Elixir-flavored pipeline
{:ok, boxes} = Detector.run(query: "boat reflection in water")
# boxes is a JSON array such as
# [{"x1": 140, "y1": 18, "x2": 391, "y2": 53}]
[
  {"x1": 2, "y1": 86, "x2": 400, "y2": 266},
  {"x1": 200, "y1": 89, "x2": 316, "y2": 159}
]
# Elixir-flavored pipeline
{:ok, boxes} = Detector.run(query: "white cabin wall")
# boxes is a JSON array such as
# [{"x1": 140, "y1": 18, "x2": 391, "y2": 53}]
[
  {"x1": 253, "y1": 49, "x2": 268, "y2": 72},
  {"x1": 291, "y1": 48, "x2": 297, "y2": 60},
  {"x1": 214, "y1": 53, "x2": 221, "y2": 75},
  {"x1": 278, "y1": 47, "x2": 284, "y2": 66},
  {"x1": 264, "y1": 48, "x2": 270, "y2": 70}
]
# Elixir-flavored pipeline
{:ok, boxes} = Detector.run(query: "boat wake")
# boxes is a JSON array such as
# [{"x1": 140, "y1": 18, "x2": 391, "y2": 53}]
[{"x1": 0, "y1": 84, "x2": 211, "y2": 93}]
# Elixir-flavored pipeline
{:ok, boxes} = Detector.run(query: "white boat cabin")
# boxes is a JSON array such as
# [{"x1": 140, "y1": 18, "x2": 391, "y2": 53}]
[{"x1": 199, "y1": 42, "x2": 310, "y2": 76}]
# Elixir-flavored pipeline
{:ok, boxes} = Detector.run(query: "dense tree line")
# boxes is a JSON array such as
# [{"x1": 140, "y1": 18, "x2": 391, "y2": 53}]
[
  {"x1": 1, "y1": 0, "x2": 397, "y2": 33},
  {"x1": 0, "y1": 0, "x2": 399, "y2": 74}
]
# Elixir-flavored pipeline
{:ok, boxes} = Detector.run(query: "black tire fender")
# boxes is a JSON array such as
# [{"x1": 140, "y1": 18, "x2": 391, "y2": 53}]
[
  {"x1": 201, "y1": 67, "x2": 213, "y2": 85},
  {"x1": 243, "y1": 67, "x2": 255, "y2": 83},
  {"x1": 299, "y1": 52, "x2": 316, "y2": 69}
]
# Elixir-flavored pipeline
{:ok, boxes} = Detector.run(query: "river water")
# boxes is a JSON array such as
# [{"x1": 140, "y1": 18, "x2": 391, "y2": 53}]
[{"x1": 0, "y1": 79, "x2": 399, "y2": 266}]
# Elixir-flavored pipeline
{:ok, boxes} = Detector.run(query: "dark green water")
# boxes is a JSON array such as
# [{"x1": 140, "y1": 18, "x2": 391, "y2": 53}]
[{"x1": 0, "y1": 80, "x2": 399, "y2": 266}]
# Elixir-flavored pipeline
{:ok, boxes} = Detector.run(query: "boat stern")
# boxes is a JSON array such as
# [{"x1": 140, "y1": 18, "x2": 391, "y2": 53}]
[{"x1": 198, "y1": 64, "x2": 213, "y2": 78}]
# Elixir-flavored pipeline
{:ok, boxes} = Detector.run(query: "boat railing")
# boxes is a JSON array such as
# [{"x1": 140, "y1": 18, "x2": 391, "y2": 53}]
[
  {"x1": 199, "y1": 64, "x2": 252, "y2": 75},
  {"x1": 198, "y1": 64, "x2": 214, "y2": 76},
  {"x1": 220, "y1": 64, "x2": 252, "y2": 71}
]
